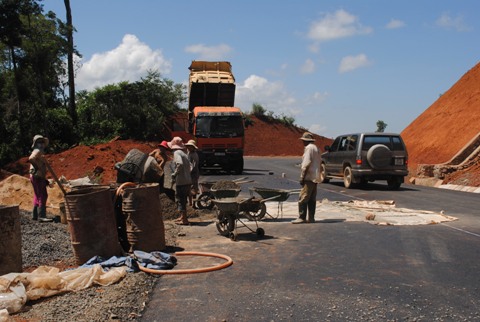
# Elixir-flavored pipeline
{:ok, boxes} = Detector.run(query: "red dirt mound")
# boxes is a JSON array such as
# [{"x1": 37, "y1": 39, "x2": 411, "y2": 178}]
[
  {"x1": 402, "y1": 62, "x2": 480, "y2": 168},
  {"x1": 401, "y1": 62, "x2": 480, "y2": 186},
  {"x1": 244, "y1": 115, "x2": 332, "y2": 156},
  {"x1": 3, "y1": 118, "x2": 332, "y2": 185},
  {"x1": 5, "y1": 139, "x2": 157, "y2": 184}
]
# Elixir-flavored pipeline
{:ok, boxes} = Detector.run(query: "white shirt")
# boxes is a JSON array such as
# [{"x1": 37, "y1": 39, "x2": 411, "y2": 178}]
[{"x1": 301, "y1": 143, "x2": 321, "y2": 183}]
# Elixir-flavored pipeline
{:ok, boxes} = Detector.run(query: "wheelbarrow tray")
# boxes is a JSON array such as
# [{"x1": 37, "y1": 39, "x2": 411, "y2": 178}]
[
  {"x1": 210, "y1": 187, "x2": 241, "y2": 199},
  {"x1": 249, "y1": 187, "x2": 300, "y2": 202},
  {"x1": 212, "y1": 198, "x2": 240, "y2": 214}
]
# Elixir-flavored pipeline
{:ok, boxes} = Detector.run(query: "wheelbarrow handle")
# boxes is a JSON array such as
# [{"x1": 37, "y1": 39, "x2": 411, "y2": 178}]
[
  {"x1": 260, "y1": 194, "x2": 283, "y2": 203},
  {"x1": 239, "y1": 196, "x2": 255, "y2": 204}
]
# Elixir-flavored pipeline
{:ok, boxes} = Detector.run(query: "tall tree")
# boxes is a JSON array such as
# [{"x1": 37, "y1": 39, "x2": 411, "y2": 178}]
[
  {"x1": 376, "y1": 120, "x2": 387, "y2": 133},
  {"x1": 64, "y1": 0, "x2": 77, "y2": 126}
]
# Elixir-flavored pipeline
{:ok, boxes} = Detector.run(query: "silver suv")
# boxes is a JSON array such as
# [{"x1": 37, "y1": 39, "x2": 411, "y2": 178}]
[{"x1": 320, "y1": 133, "x2": 409, "y2": 189}]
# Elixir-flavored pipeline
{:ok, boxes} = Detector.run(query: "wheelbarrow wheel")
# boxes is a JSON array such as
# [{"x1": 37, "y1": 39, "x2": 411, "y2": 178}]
[
  {"x1": 256, "y1": 228, "x2": 265, "y2": 238},
  {"x1": 196, "y1": 192, "x2": 215, "y2": 210},
  {"x1": 242, "y1": 203, "x2": 267, "y2": 221},
  {"x1": 216, "y1": 212, "x2": 235, "y2": 237}
]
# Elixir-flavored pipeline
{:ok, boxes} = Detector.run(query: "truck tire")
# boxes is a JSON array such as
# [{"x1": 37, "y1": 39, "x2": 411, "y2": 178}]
[
  {"x1": 234, "y1": 158, "x2": 244, "y2": 175},
  {"x1": 319, "y1": 163, "x2": 330, "y2": 183},
  {"x1": 367, "y1": 144, "x2": 392, "y2": 169},
  {"x1": 387, "y1": 176, "x2": 402, "y2": 190},
  {"x1": 343, "y1": 166, "x2": 354, "y2": 189}
]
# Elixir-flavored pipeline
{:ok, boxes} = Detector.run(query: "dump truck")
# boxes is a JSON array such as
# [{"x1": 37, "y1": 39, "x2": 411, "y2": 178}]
[{"x1": 185, "y1": 61, "x2": 245, "y2": 174}]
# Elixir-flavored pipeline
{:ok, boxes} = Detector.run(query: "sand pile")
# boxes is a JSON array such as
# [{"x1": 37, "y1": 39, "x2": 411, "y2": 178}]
[{"x1": 0, "y1": 175, "x2": 65, "y2": 215}]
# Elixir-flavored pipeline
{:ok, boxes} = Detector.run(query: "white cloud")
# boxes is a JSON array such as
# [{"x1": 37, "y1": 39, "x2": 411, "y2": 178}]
[
  {"x1": 300, "y1": 59, "x2": 316, "y2": 74},
  {"x1": 386, "y1": 19, "x2": 406, "y2": 29},
  {"x1": 184, "y1": 43, "x2": 233, "y2": 60},
  {"x1": 436, "y1": 13, "x2": 470, "y2": 32},
  {"x1": 307, "y1": 9, "x2": 372, "y2": 51},
  {"x1": 339, "y1": 54, "x2": 371, "y2": 73},
  {"x1": 76, "y1": 34, "x2": 171, "y2": 90},
  {"x1": 235, "y1": 75, "x2": 299, "y2": 116}
]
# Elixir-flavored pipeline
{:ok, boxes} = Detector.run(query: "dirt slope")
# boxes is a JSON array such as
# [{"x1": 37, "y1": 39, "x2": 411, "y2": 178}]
[
  {"x1": 244, "y1": 115, "x2": 332, "y2": 156},
  {"x1": 401, "y1": 62, "x2": 480, "y2": 169}
]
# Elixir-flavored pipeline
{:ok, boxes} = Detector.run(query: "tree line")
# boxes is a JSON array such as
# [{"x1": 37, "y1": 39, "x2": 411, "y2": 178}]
[{"x1": 0, "y1": 0, "x2": 186, "y2": 167}]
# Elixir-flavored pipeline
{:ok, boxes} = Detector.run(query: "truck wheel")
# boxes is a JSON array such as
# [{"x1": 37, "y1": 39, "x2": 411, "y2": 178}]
[
  {"x1": 387, "y1": 176, "x2": 402, "y2": 190},
  {"x1": 319, "y1": 163, "x2": 330, "y2": 183},
  {"x1": 234, "y1": 158, "x2": 244, "y2": 175},
  {"x1": 343, "y1": 166, "x2": 354, "y2": 189}
]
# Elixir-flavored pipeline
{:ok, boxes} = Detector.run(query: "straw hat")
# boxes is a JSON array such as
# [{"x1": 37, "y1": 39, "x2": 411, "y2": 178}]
[
  {"x1": 167, "y1": 137, "x2": 185, "y2": 150},
  {"x1": 185, "y1": 139, "x2": 198, "y2": 150},
  {"x1": 31, "y1": 135, "x2": 49, "y2": 148},
  {"x1": 299, "y1": 132, "x2": 315, "y2": 142}
]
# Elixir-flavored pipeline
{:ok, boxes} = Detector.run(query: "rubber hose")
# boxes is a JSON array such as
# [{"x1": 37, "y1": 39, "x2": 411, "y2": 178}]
[
  {"x1": 137, "y1": 251, "x2": 233, "y2": 275},
  {"x1": 113, "y1": 182, "x2": 137, "y2": 204}
]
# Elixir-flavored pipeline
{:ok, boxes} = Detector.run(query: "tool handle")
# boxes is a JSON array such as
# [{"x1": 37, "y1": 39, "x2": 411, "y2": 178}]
[{"x1": 45, "y1": 159, "x2": 67, "y2": 196}]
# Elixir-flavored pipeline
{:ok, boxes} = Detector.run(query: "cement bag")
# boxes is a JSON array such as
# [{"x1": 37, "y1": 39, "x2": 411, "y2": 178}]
[{"x1": 0, "y1": 273, "x2": 27, "y2": 314}]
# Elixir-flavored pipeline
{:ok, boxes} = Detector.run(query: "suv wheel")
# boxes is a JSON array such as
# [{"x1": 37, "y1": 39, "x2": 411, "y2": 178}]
[
  {"x1": 387, "y1": 176, "x2": 402, "y2": 190},
  {"x1": 367, "y1": 144, "x2": 392, "y2": 169},
  {"x1": 343, "y1": 166, "x2": 354, "y2": 189},
  {"x1": 319, "y1": 163, "x2": 330, "y2": 183}
]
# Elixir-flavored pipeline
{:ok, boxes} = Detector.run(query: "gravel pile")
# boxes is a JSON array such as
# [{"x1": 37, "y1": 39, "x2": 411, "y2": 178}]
[{"x1": 12, "y1": 210, "x2": 163, "y2": 321}]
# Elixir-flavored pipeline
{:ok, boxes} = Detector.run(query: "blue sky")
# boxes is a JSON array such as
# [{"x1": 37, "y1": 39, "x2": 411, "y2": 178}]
[{"x1": 43, "y1": 0, "x2": 480, "y2": 138}]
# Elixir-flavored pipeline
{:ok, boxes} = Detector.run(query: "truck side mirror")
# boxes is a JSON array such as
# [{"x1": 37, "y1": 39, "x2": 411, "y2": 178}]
[{"x1": 324, "y1": 145, "x2": 330, "y2": 152}]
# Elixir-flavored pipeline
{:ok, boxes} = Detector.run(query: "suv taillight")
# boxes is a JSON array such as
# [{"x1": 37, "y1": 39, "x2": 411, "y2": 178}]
[{"x1": 356, "y1": 157, "x2": 362, "y2": 165}]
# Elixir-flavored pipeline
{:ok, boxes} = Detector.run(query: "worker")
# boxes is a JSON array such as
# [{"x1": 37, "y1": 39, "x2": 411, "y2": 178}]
[
  {"x1": 149, "y1": 140, "x2": 171, "y2": 191},
  {"x1": 292, "y1": 132, "x2": 320, "y2": 224},
  {"x1": 28, "y1": 135, "x2": 53, "y2": 222},
  {"x1": 185, "y1": 140, "x2": 200, "y2": 208},
  {"x1": 149, "y1": 140, "x2": 170, "y2": 171},
  {"x1": 168, "y1": 137, "x2": 192, "y2": 225}
]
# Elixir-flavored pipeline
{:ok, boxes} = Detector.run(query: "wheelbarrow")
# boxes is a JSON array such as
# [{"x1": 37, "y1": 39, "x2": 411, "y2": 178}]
[
  {"x1": 213, "y1": 197, "x2": 266, "y2": 241},
  {"x1": 249, "y1": 187, "x2": 301, "y2": 219},
  {"x1": 195, "y1": 177, "x2": 252, "y2": 210}
]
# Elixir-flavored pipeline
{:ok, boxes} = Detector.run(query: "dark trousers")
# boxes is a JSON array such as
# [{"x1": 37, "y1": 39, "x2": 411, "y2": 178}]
[{"x1": 298, "y1": 181, "x2": 317, "y2": 220}]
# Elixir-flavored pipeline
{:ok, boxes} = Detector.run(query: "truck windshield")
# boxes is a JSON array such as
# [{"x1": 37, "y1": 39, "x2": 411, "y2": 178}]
[{"x1": 195, "y1": 115, "x2": 244, "y2": 138}]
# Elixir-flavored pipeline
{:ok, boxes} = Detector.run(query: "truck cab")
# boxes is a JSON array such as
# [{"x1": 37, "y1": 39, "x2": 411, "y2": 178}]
[{"x1": 187, "y1": 61, "x2": 245, "y2": 174}]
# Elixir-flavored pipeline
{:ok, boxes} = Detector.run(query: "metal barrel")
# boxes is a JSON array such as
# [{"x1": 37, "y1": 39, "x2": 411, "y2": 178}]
[
  {"x1": 65, "y1": 186, "x2": 123, "y2": 265},
  {"x1": 0, "y1": 205, "x2": 22, "y2": 274},
  {"x1": 122, "y1": 183, "x2": 165, "y2": 252}
]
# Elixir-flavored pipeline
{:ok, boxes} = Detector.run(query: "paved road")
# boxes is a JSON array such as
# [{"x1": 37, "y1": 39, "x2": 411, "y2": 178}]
[{"x1": 142, "y1": 157, "x2": 480, "y2": 321}]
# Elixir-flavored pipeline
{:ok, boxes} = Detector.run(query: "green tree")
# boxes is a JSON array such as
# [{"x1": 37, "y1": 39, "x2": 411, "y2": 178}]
[
  {"x1": 0, "y1": 0, "x2": 74, "y2": 165},
  {"x1": 251, "y1": 103, "x2": 266, "y2": 116},
  {"x1": 76, "y1": 71, "x2": 186, "y2": 142},
  {"x1": 376, "y1": 120, "x2": 387, "y2": 133}
]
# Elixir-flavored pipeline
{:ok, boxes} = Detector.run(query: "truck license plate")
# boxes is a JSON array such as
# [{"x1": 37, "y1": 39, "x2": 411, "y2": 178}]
[{"x1": 394, "y1": 158, "x2": 404, "y2": 165}]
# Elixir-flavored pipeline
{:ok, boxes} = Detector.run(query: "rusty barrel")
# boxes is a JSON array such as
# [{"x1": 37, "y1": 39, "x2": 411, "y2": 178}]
[
  {"x1": 122, "y1": 183, "x2": 165, "y2": 252},
  {"x1": 65, "y1": 186, "x2": 123, "y2": 265},
  {"x1": 0, "y1": 205, "x2": 22, "y2": 274}
]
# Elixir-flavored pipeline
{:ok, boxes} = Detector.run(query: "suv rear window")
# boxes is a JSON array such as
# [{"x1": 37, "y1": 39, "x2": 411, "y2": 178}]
[{"x1": 362, "y1": 135, "x2": 405, "y2": 151}]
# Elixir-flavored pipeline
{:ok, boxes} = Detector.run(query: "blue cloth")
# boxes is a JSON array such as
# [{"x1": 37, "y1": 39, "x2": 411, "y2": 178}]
[
  {"x1": 134, "y1": 250, "x2": 177, "y2": 270},
  {"x1": 81, "y1": 251, "x2": 177, "y2": 272}
]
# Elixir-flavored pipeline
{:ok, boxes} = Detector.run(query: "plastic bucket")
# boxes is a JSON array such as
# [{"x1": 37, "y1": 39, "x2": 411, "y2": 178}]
[
  {"x1": 0, "y1": 205, "x2": 22, "y2": 274},
  {"x1": 122, "y1": 183, "x2": 165, "y2": 252},
  {"x1": 65, "y1": 186, "x2": 123, "y2": 265}
]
